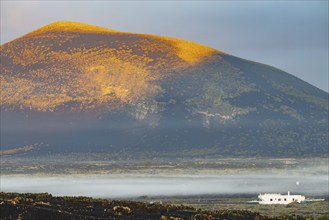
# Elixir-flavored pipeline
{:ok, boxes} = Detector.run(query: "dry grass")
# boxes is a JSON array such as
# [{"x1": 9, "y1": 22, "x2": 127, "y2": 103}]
[{"x1": 1, "y1": 21, "x2": 219, "y2": 112}]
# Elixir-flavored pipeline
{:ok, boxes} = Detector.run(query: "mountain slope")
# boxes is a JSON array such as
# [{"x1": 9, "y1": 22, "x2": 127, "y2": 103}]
[{"x1": 1, "y1": 21, "x2": 328, "y2": 157}]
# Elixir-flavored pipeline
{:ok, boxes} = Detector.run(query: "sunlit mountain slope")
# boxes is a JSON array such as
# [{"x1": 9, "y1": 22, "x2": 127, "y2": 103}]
[
  {"x1": 1, "y1": 21, "x2": 217, "y2": 112},
  {"x1": 1, "y1": 21, "x2": 328, "y2": 157}
]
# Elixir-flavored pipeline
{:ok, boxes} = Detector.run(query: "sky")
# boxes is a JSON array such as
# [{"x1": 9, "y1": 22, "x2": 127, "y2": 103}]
[{"x1": 1, "y1": 1, "x2": 328, "y2": 92}]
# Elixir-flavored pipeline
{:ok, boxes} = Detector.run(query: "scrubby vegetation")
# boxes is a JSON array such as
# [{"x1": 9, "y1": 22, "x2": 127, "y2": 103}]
[
  {"x1": 0, "y1": 21, "x2": 216, "y2": 113},
  {"x1": 0, "y1": 192, "x2": 311, "y2": 220}
]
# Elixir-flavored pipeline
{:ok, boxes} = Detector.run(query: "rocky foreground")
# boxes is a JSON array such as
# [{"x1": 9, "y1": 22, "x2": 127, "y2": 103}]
[{"x1": 0, "y1": 192, "x2": 311, "y2": 220}]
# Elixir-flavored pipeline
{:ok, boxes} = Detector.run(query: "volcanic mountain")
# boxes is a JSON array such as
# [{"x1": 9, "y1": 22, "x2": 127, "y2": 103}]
[{"x1": 1, "y1": 21, "x2": 328, "y2": 157}]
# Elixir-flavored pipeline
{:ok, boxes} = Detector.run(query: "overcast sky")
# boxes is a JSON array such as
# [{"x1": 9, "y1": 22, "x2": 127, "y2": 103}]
[{"x1": 1, "y1": 1, "x2": 328, "y2": 92}]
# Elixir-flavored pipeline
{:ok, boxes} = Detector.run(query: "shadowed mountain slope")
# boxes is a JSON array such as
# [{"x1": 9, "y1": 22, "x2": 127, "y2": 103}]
[{"x1": 1, "y1": 21, "x2": 328, "y2": 157}]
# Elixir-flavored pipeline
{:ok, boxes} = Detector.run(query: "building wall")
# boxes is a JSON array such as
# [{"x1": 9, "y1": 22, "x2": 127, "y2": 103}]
[{"x1": 258, "y1": 193, "x2": 305, "y2": 205}]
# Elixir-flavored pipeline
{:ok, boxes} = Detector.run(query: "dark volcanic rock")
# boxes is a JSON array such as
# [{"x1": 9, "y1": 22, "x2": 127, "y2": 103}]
[{"x1": 0, "y1": 192, "x2": 309, "y2": 220}]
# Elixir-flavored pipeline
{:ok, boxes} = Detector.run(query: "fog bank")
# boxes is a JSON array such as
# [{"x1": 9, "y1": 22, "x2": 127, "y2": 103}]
[{"x1": 1, "y1": 174, "x2": 327, "y2": 198}]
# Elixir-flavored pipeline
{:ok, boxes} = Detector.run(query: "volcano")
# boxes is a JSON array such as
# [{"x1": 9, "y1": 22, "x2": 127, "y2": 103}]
[{"x1": 1, "y1": 21, "x2": 328, "y2": 157}]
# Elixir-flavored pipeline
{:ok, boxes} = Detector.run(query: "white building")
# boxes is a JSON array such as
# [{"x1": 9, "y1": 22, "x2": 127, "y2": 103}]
[{"x1": 258, "y1": 191, "x2": 305, "y2": 205}]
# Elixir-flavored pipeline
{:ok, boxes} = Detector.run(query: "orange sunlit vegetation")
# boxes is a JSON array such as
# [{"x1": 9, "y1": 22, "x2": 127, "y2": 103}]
[
  {"x1": 0, "y1": 21, "x2": 220, "y2": 112},
  {"x1": 25, "y1": 21, "x2": 118, "y2": 37}
]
